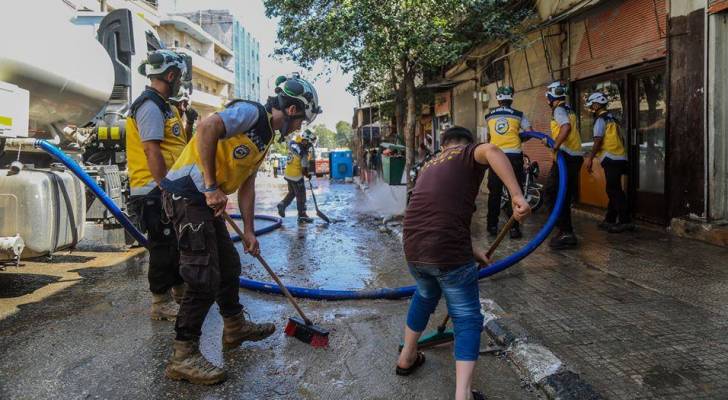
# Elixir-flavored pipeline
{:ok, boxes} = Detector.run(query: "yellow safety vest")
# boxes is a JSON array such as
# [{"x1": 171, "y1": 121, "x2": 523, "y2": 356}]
[
  {"x1": 126, "y1": 89, "x2": 188, "y2": 196},
  {"x1": 163, "y1": 101, "x2": 274, "y2": 198},
  {"x1": 284, "y1": 136, "x2": 308, "y2": 180},
  {"x1": 595, "y1": 111, "x2": 627, "y2": 161},
  {"x1": 550, "y1": 103, "x2": 583, "y2": 156},
  {"x1": 485, "y1": 107, "x2": 525, "y2": 153}
]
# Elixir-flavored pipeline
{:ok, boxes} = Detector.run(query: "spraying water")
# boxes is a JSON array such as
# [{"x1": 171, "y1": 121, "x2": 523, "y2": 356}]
[{"x1": 357, "y1": 180, "x2": 407, "y2": 217}]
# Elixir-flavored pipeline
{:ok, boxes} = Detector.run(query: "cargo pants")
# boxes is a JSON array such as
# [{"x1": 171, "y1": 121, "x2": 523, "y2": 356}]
[
  {"x1": 162, "y1": 192, "x2": 243, "y2": 341},
  {"x1": 280, "y1": 178, "x2": 307, "y2": 216},
  {"x1": 545, "y1": 154, "x2": 584, "y2": 234},
  {"x1": 487, "y1": 153, "x2": 525, "y2": 230},
  {"x1": 128, "y1": 192, "x2": 182, "y2": 295}
]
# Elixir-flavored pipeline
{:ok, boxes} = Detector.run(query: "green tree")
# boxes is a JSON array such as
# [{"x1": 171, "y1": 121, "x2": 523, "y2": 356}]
[
  {"x1": 311, "y1": 124, "x2": 336, "y2": 149},
  {"x1": 269, "y1": 140, "x2": 287, "y2": 156},
  {"x1": 335, "y1": 121, "x2": 353, "y2": 149},
  {"x1": 264, "y1": 0, "x2": 529, "y2": 185}
]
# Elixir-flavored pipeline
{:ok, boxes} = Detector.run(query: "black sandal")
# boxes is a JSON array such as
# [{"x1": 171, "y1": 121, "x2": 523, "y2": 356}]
[
  {"x1": 472, "y1": 390, "x2": 486, "y2": 400},
  {"x1": 395, "y1": 351, "x2": 426, "y2": 376}
]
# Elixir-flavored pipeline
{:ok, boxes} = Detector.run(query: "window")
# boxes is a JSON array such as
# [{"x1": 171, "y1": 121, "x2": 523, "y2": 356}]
[
  {"x1": 481, "y1": 59, "x2": 505, "y2": 86},
  {"x1": 174, "y1": 40, "x2": 179, "y2": 47}
]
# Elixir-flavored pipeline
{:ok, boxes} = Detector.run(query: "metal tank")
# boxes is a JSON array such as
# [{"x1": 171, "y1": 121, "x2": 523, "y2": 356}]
[
  {"x1": 0, "y1": 1, "x2": 114, "y2": 133},
  {"x1": 0, "y1": 166, "x2": 86, "y2": 259}
]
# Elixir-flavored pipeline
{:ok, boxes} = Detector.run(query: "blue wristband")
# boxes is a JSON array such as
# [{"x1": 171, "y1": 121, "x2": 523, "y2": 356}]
[{"x1": 201, "y1": 184, "x2": 218, "y2": 193}]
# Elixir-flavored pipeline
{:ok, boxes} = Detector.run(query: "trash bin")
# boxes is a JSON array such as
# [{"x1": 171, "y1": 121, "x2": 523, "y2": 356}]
[
  {"x1": 382, "y1": 155, "x2": 405, "y2": 185},
  {"x1": 330, "y1": 150, "x2": 353, "y2": 180}
]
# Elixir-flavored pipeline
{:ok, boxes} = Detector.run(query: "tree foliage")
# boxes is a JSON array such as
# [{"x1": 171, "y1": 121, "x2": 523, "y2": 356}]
[
  {"x1": 335, "y1": 121, "x2": 354, "y2": 149},
  {"x1": 265, "y1": 0, "x2": 532, "y2": 184},
  {"x1": 311, "y1": 124, "x2": 337, "y2": 149}
]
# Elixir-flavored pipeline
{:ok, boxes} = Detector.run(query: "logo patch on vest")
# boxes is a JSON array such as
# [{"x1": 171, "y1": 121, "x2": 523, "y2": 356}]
[
  {"x1": 233, "y1": 145, "x2": 250, "y2": 159},
  {"x1": 495, "y1": 118, "x2": 510, "y2": 135},
  {"x1": 172, "y1": 123, "x2": 182, "y2": 137}
]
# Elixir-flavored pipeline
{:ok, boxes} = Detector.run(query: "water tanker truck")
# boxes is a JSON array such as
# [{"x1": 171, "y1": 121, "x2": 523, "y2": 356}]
[{"x1": 0, "y1": 2, "x2": 190, "y2": 262}]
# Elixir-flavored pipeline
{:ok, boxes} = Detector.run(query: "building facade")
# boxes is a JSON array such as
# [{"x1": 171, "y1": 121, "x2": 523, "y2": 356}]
[
  {"x1": 177, "y1": 10, "x2": 261, "y2": 102},
  {"x1": 421, "y1": 0, "x2": 728, "y2": 243},
  {"x1": 158, "y1": 15, "x2": 234, "y2": 118},
  {"x1": 233, "y1": 20, "x2": 261, "y2": 101}
]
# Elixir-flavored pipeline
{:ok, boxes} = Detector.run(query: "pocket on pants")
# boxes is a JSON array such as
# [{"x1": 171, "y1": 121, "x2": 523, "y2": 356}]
[
  {"x1": 144, "y1": 197, "x2": 175, "y2": 244},
  {"x1": 439, "y1": 263, "x2": 478, "y2": 288},
  {"x1": 178, "y1": 221, "x2": 217, "y2": 292}
]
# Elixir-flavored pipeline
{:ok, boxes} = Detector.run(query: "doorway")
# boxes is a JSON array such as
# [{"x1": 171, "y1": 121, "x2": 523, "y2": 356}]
[
  {"x1": 630, "y1": 69, "x2": 667, "y2": 223},
  {"x1": 574, "y1": 63, "x2": 668, "y2": 224}
]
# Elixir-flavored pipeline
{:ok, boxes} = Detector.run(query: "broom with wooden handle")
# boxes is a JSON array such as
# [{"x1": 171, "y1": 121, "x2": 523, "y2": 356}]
[
  {"x1": 223, "y1": 212, "x2": 329, "y2": 348},
  {"x1": 403, "y1": 215, "x2": 517, "y2": 350}
]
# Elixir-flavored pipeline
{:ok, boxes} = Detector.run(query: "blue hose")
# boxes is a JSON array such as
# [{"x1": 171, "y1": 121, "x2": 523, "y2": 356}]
[
  {"x1": 37, "y1": 132, "x2": 567, "y2": 301},
  {"x1": 34, "y1": 140, "x2": 283, "y2": 246},
  {"x1": 238, "y1": 131, "x2": 568, "y2": 300},
  {"x1": 36, "y1": 139, "x2": 149, "y2": 245}
]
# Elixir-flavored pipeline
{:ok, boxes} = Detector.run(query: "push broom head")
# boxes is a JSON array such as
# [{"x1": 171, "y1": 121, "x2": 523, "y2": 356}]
[
  {"x1": 398, "y1": 327, "x2": 454, "y2": 352},
  {"x1": 284, "y1": 316, "x2": 329, "y2": 348}
]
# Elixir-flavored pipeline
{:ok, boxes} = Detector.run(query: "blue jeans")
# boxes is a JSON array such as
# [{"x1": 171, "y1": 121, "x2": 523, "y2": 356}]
[{"x1": 406, "y1": 262, "x2": 484, "y2": 361}]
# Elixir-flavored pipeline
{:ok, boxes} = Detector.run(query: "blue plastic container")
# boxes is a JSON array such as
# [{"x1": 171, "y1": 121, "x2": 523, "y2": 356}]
[{"x1": 329, "y1": 150, "x2": 353, "y2": 179}]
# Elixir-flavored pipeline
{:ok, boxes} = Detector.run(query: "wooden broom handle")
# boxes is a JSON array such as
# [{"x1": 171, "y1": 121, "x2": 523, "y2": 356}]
[{"x1": 222, "y1": 212, "x2": 311, "y2": 324}]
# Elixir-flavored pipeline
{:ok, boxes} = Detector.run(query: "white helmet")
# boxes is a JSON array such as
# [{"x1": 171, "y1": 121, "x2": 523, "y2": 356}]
[
  {"x1": 545, "y1": 81, "x2": 568, "y2": 102},
  {"x1": 138, "y1": 49, "x2": 188, "y2": 78},
  {"x1": 585, "y1": 92, "x2": 608, "y2": 108},
  {"x1": 496, "y1": 86, "x2": 514, "y2": 102},
  {"x1": 170, "y1": 88, "x2": 190, "y2": 104},
  {"x1": 274, "y1": 73, "x2": 322, "y2": 124},
  {"x1": 300, "y1": 128, "x2": 316, "y2": 142}
]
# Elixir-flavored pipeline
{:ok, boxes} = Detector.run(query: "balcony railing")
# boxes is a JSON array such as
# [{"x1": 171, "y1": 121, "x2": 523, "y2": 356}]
[
  {"x1": 139, "y1": 0, "x2": 157, "y2": 9},
  {"x1": 171, "y1": 47, "x2": 234, "y2": 84}
]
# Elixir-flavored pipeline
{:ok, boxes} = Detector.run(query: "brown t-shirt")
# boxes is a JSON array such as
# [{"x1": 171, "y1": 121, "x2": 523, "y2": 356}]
[{"x1": 403, "y1": 144, "x2": 487, "y2": 267}]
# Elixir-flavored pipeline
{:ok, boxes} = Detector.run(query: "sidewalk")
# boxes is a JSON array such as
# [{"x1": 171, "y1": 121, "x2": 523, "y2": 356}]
[{"x1": 473, "y1": 205, "x2": 728, "y2": 399}]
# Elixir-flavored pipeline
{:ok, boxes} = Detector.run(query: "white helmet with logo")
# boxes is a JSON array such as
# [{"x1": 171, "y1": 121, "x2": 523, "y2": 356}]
[
  {"x1": 138, "y1": 49, "x2": 188, "y2": 77},
  {"x1": 274, "y1": 73, "x2": 322, "y2": 124},
  {"x1": 545, "y1": 81, "x2": 568, "y2": 102},
  {"x1": 300, "y1": 128, "x2": 316, "y2": 142},
  {"x1": 585, "y1": 92, "x2": 608, "y2": 108},
  {"x1": 170, "y1": 88, "x2": 190, "y2": 104}
]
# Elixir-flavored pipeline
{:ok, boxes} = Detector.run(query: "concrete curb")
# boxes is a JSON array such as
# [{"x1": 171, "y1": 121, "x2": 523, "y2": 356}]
[
  {"x1": 382, "y1": 218, "x2": 600, "y2": 399},
  {"x1": 480, "y1": 299, "x2": 603, "y2": 400}
]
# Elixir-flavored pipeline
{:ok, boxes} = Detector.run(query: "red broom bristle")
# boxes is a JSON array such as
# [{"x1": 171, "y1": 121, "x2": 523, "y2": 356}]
[
  {"x1": 310, "y1": 334, "x2": 329, "y2": 348},
  {"x1": 284, "y1": 320, "x2": 297, "y2": 337}
]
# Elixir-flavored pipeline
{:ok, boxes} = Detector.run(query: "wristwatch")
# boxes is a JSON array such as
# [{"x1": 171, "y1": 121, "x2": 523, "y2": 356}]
[{"x1": 201, "y1": 183, "x2": 218, "y2": 193}]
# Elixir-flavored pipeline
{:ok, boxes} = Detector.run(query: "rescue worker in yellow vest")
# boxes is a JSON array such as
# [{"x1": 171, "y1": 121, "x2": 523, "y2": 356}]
[
  {"x1": 126, "y1": 49, "x2": 190, "y2": 321},
  {"x1": 485, "y1": 86, "x2": 532, "y2": 239},
  {"x1": 277, "y1": 129, "x2": 316, "y2": 223},
  {"x1": 584, "y1": 91, "x2": 635, "y2": 233},
  {"x1": 544, "y1": 81, "x2": 584, "y2": 249},
  {"x1": 169, "y1": 88, "x2": 198, "y2": 140},
  {"x1": 160, "y1": 73, "x2": 322, "y2": 385}
]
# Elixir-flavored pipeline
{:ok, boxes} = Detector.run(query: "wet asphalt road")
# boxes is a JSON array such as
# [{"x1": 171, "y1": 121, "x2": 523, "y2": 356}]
[{"x1": 0, "y1": 176, "x2": 540, "y2": 400}]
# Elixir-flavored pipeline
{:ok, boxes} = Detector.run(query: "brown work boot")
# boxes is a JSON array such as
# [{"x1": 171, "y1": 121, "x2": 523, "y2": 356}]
[
  {"x1": 151, "y1": 292, "x2": 179, "y2": 321},
  {"x1": 222, "y1": 311, "x2": 276, "y2": 351},
  {"x1": 171, "y1": 284, "x2": 186, "y2": 304},
  {"x1": 165, "y1": 340, "x2": 226, "y2": 385}
]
